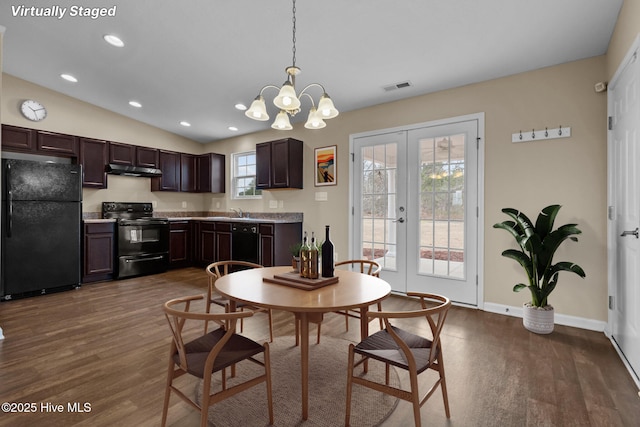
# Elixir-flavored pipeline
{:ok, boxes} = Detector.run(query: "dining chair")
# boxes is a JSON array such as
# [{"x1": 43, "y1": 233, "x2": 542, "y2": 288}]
[
  {"x1": 345, "y1": 292, "x2": 451, "y2": 427},
  {"x1": 205, "y1": 260, "x2": 273, "y2": 342},
  {"x1": 294, "y1": 259, "x2": 383, "y2": 346},
  {"x1": 161, "y1": 294, "x2": 273, "y2": 427}
]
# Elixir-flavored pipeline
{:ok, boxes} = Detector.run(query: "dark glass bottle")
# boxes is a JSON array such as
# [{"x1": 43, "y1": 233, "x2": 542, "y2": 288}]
[
  {"x1": 321, "y1": 225, "x2": 334, "y2": 277},
  {"x1": 309, "y1": 232, "x2": 319, "y2": 279}
]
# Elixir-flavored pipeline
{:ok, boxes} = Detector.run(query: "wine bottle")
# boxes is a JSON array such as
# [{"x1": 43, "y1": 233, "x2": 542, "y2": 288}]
[
  {"x1": 309, "y1": 232, "x2": 319, "y2": 279},
  {"x1": 321, "y1": 225, "x2": 334, "y2": 277},
  {"x1": 300, "y1": 232, "x2": 310, "y2": 278}
]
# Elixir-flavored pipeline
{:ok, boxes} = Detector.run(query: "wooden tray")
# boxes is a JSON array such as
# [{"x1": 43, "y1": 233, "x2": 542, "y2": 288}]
[{"x1": 263, "y1": 271, "x2": 339, "y2": 290}]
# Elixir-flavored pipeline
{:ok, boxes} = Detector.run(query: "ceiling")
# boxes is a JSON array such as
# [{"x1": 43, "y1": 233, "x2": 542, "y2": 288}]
[{"x1": 1, "y1": 0, "x2": 623, "y2": 143}]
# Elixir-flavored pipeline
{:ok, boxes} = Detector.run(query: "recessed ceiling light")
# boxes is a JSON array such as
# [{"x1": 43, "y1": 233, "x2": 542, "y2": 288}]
[
  {"x1": 103, "y1": 34, "x2": 124, "y2": 47},
  {"x1": 228, "y1": 126, "x2": 239, "y2": 131},
  {"x1": 60, "y1": 73, "x2": 78, "y2": 83},
  {"x1": 129, "y1": 101, "x2": 142, "y2": 108},
  {"x1": 235, "y1": 103, "x2": 247, "y2": 111},
  {"x1": 179, "y1": 121, "x2": 191, "y2": 127}
]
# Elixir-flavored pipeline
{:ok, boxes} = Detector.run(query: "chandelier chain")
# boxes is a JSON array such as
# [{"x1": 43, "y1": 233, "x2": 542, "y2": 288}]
[{"x1": 291, "y1": 0, "x2": 297, "y2": 68}]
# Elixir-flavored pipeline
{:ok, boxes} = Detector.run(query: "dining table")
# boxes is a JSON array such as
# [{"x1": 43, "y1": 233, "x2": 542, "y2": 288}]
[{"x1": 213, "y1": 265, "x2": 392, "y2": 420}]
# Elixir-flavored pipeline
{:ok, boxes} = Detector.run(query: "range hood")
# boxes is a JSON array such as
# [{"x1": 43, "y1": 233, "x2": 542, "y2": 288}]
[{"x1": 105, "y1": 163, "x2": 162, "y2": 178}]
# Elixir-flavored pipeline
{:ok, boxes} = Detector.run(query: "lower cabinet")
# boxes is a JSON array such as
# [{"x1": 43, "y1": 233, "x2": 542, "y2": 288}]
[
  {"x1": 82, "y1": 222, "x2": 115, "y2": 283},
  {"x1": 169, "y1": 221, "x2": 192, "y2": 268},
  {"x1": 259, "y1": 223, "x2": 302, "y2": 267}
]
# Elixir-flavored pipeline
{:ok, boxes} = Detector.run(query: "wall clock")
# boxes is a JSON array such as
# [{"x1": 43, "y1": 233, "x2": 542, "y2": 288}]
[{"x1": 20, "y1": 99, "x2": 47, "y2": 122}]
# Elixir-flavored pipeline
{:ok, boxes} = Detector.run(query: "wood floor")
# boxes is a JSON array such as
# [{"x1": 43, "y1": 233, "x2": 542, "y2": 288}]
[{"x1": 0, "y1": 267, "x2": 638, "y2": 427}]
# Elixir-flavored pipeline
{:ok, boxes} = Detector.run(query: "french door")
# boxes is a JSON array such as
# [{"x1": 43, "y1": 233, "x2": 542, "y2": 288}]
[
  {"x1": 351, "y1": 115, "x2": 482, "y2": 306},
  {"x1": 608, "y1": 41, "x2": 640, "y2": 383}
]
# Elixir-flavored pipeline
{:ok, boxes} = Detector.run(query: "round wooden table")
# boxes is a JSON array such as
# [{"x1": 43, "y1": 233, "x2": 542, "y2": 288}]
[{"x1": 214, "y1": 265, "x2": 391, "y2": 420}]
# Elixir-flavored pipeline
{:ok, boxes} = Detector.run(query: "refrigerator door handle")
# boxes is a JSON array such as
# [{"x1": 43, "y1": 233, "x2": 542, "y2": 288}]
[{"x1": 5, "y1": 163, "x2": 12, "y2": 238}]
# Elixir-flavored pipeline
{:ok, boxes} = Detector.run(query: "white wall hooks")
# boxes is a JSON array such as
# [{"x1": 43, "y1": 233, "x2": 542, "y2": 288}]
[{"x1": 511, "y1": 126, "x2": 571, "y2": 143}]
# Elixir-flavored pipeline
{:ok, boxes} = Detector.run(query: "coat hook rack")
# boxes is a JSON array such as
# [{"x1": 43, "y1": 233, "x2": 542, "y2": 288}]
[{"x1": 512, "y1": 126, "x2": 571, "y2": 143}]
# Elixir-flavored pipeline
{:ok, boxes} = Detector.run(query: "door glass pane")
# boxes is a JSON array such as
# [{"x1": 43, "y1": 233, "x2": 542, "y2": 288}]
[
  {"x1": 418, "y1": 133, "x2": 465, "y2": 279},
  {"x1": 360, "y1": 143, "x2": 397, "y2": 270}
]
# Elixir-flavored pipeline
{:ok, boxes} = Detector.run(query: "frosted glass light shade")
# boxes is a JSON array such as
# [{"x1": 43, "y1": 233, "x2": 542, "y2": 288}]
[
  {"x1": 304, "y1": 107, "x2": 326, "y2": 129},
  {"x1": 274, "y1": 82, "x2": 301, "y2": 110},
  {"x1": 317, "y1": 93, "x2": 339, "y2": 119},
  {"x1": 245, "y1": 96, "x2": 269, "y2": 121},
  {"x1": 271, "y1": 110, "x2": 293, "y2": 130}
]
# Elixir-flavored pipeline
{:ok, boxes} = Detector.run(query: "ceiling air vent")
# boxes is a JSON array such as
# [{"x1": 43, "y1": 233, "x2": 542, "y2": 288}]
[{"x1": 383, "y1": 81, "x2": 412, "y2": 92}]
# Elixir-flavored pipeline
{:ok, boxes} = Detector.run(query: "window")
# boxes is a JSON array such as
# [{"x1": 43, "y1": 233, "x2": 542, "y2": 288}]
[{"x1": 232, "y1": 151, "x2": 262, "y2": 199}]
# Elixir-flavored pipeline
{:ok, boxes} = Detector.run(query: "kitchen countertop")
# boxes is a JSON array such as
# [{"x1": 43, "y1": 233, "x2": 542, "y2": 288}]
[
  {"x1": 168, "y1": 216, "x2": 300, "y2": 224},
  {"x1": 84, "y1": 218, "x2": 117, "y2": 223}
]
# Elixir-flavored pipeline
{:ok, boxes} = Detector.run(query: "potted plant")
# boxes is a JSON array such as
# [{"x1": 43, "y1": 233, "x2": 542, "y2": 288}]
[
  {"x1": 493, "y1": 204, "x2": 586, "y2": 334},
  {"x1": 289, "y1": 242, "x2": 303, "y2": 273}
]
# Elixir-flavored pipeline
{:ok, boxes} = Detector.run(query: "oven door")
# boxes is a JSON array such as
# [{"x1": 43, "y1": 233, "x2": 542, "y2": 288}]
[{"x1": 118, "y1": 219, "x2": 169, "y2": 256}]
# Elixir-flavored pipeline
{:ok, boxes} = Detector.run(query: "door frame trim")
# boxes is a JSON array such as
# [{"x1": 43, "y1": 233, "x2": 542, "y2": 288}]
[
  {"x1": 606, "y1": 33, "x2": 640, "y2": 389},
  {"x1": 348, "y1": 112, "x2": 485, "y2": 309}
]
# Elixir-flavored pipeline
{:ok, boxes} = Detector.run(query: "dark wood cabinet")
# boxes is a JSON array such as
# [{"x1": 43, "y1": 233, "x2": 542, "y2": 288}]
[
  {"x1": 215, "y1": 222, "x2": 232, "y2": 262},
  {"x1": 259, "y1": 222, "x2": 302, "y2": 266},
  {"x1": 180, "y1": 154, "x2": 197, "y2": 192},
  {"x1": 256, "y1": 138, "x2": 303, "y2": 189},
  {"x1": 82, "y1": 222, "x2": 115, "y2": 283},
  {"x1": 1, "y1": 124, "x2": 36, "y2": 152},
  {"x1": 169, "y1": 221, "x2": 192, "y2": 268},
  {"x1": 197, "y1": 153, "x2": 225, "y2": 193},
  {"x1": 136, "y1": 146, "x2": 159, "y2": 168},
  {"x1": 37, "y1": 131, "x2": 78, "y2": 157},
  {"x1": 80, "y1": 137, "x2": 108, "y2": 188},
  {"x1": 152, "y1": 150, "x2": 181, "y2": 192},
  {"x1": 108, "y1": 141, "x2": 136, "y2": 165},
  {"x1": 197, "y1": 222, "x2": 217, "y2": 265}
]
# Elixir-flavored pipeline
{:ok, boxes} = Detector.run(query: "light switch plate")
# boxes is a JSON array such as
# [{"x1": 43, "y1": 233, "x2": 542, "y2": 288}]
[
  {"x1": 315, "y1": 192, "x2": 328, "y2": 201},
  {"x1": 269, "y1": 200, "x2": 278, "y2": 209}
]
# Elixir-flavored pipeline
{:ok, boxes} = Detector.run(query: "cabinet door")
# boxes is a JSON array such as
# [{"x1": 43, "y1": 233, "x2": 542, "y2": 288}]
[
  {"x1": 37, "y1": 131, "x2": 78, "y2": 157},
  {"x1": 169, "y1": 221, "x2": 191, "y2": 267},
  {"x1": 196, "y1": 153, "x2": 225, "y2": 193},
  {"x1": 136, "y1": 146, "x2": 159, "y2": 168},
  {"x1": 255, "y1": 142, "x2": 272, "y2": 189},
  {"x1": 83, "y1": 222, "x2": 115, "y2": 283},
  {"x1": 1, "y1": 124, "x2": 35, "y2": 152},
  {"x1": 198, "y1": 222, "x2": 216, "y2": 265},
  {"x1": 215, "y1": 223, "x2": 232, "y2": 262},
  {"x1": 271, "y1": 139, "x2": 291, "y2": 188},
  {"x1": 108, "y1": 142, "x2": 136, "y2": 165},
  {"x1": 152, "y1": 150, "x2": 181, "y2": 191},
  {"x1": 180, "y1": 154, "x2": 197, "y2": 192},
  {"x1": 80, "y1": 138, "x2": 108, "y2": 188}
]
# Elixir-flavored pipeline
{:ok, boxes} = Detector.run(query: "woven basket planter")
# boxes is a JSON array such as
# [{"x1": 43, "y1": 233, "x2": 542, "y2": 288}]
[{"x1": 522, "y1": 303, "x2": 554, "y2": 334}]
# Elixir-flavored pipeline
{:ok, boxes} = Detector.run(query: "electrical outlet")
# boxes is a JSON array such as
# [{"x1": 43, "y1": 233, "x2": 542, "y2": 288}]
[
  {"x1": 315, "y1": 192, "x2": 328, "y2": 201},
  {"x1": 269, "y1": 200, "x2": 278, "y2": 209},
  {"x1": 215, "y1": 201, "x2": 220, "y2": 209},
  {"x1": 181, "y1": 201, "x2": 187, "y2": 208},
  {"x1": 279, "y1": 200, "x2": 284, "y2": 208}
]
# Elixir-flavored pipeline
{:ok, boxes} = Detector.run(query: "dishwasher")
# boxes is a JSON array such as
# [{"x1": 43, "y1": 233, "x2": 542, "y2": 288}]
[{"x1": 231, "y1": 223, "x2": 260, "y2": 266}]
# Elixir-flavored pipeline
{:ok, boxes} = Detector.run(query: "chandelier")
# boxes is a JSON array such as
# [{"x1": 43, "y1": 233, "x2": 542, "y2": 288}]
[{"x1": 245, "y1": 0, "x2": 339, "y2": 130}]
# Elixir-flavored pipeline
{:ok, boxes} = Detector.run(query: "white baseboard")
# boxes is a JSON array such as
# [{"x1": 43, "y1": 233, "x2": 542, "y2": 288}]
[{"x1": 483, "y1": 302, "x2": 607, "y2": 332}]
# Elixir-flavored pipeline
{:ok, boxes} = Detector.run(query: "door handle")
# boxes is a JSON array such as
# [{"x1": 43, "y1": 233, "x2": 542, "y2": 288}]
[
  {"x1": 620, "y1": 228, "x2": 639, "y2": 238},
  {"x1": 392, "y1": 217, "x2": 405, "y2": 223}
]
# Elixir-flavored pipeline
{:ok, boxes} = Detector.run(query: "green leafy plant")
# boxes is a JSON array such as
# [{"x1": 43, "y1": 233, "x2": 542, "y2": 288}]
[
  {"x1": 493, "y1": 204, "x2": 586, "y2": 307},
  {"x1": 289, "y1": 242, "x2": 303, "y2": 258}
]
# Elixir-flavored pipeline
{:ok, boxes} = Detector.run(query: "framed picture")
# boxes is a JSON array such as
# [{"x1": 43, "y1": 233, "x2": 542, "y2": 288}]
[{"x1": 314, "y1": 145, "x2": 337, "y2": 186}]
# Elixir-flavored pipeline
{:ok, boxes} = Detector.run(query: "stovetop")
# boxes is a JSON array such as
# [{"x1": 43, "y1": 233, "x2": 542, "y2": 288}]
[{"x1": 102, "y1": 202, "x2": 167, "y2": 222}]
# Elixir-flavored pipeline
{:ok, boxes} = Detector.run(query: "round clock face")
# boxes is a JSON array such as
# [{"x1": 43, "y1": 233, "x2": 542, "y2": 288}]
[{"x1": 20, "y1": 100, "x2": 47, "y2": 121}]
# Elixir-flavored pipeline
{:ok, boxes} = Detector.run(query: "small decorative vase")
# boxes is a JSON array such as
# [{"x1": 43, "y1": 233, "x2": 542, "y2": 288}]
[
  {"x1": 522, "y1": 302, "x2": 554, "y2": 334},
  {"x1": 292, "y1": 256, "x2": 301, "y2": 273}
]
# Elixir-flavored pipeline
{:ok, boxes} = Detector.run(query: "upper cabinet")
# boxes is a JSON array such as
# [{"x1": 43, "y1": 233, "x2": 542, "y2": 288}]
[
  {"x1": 1, "y1": 125, "x2": 77, "y2": 158},
  {"x1": 136, "y1": 146, "x2": 159, "y2": 168},
  {"x1": 197, "y1": 153, "x2": 225, "y2": 193},
  {"x1": 37, "y1": 131, "x2": 78, "y2": 157},
  {"x1": 256, "y1": 138, "x2": 303, "y2": 190},
  {"x1": 152, "y1": 151, "x2": 225, "y2": 193},
  {"x1": 1, "y1": 124, "x2": 36, "y2": 152},
  {"x1": 108, "y1": 141, "x2": 136, "y2": 165},
  {"x1": 80, "y1": 137, "x2": 108, "y2": 189}
]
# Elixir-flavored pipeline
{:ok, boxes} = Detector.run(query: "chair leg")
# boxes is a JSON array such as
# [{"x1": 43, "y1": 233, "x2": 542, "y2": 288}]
[
  {"x1": 437, "y1": 353, "x2": 451, "y2": 418},
  {"x1": 204, "y1": 301, "x2": 211, "y2": 334},
  {"x1": 264, "y1": 343, "x2": 274, "y2": 425},
  {"x1": 345, "y1": 344, "x2": 355, "y2": 426},
  {"x1": 267, "y1": 309, "x2": 274, "y2": 343},
  {"x1": 201, "y1": 374, "x2": 212, "y2": 427},
  {"x1": 409, "y1": 369, "x2": 422, "y2": 427},
  {"x1": 316, "y1": 322, "x2": 321, "y2": 344},
  {"x1": 345, "y1": 310, "x2": 349, "y2": 331},
  {"x1": 377, "y1": 302, "x2": 384, "y2": 330},
  {"x1": 161, "y1": 356, "x2": 175, "y2": 427},
  {"x1": 295, "y1": 316, "x2": 300, "y2": 346}
]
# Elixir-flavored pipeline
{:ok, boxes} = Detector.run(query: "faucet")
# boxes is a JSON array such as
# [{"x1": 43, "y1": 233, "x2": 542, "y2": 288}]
[{"x1": 230, "y1": 208, "x2": 244, "y2": 218}]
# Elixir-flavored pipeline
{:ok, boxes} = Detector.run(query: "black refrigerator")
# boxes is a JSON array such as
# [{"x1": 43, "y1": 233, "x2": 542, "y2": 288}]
[{"x1": 1, "y1": 159, "x2": 82, "y2": 299}]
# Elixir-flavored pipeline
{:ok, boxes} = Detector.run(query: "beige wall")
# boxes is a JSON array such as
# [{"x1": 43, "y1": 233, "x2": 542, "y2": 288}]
[
  {"x1": 211, "y1": 56, "x2": 608, "y2": 321},
  {"x1": 607, "y1": 0, "x2": 640, "y2": 79},
  {"x1": 6, "y1": 7, "x2": 640, "y2": 321}
]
